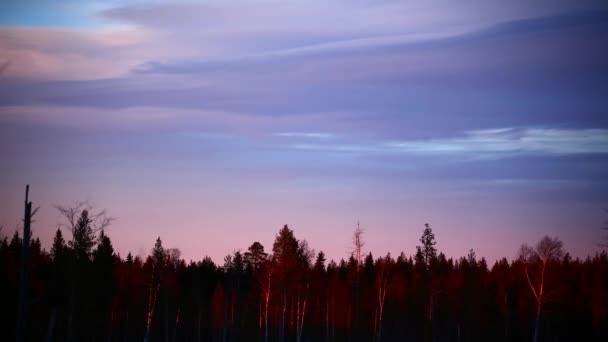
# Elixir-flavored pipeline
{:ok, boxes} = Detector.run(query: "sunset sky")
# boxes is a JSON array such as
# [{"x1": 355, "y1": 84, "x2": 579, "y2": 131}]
[{"x1": 1, "y1": 0, "x2": 607, "y2": 264}]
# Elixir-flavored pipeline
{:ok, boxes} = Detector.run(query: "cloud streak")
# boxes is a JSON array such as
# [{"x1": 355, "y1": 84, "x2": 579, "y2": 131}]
[
  {"x1": 289, "y1": 128, "x2": 608, "y2": 157},
  {"x1": 274, "y1": 132, "x2": 334, "y2": 139}
]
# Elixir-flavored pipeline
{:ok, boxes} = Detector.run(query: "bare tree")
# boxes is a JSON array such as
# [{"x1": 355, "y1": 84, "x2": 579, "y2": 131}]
[
  {"x1": 352, "y1": 222, "x2": 364, "y2": 340},
  {"x1": 353, "y1": 222, "x2": 364, "y2": 271},
  {"x1": 16, "y1": 185, "x2": 39, "y2": 342},
  {"x1": 55, "y1": 201, "x2": 113, "y2": 236},
  {"x1": 518, "y1": 236, "x2": 564, "y2": 342}
]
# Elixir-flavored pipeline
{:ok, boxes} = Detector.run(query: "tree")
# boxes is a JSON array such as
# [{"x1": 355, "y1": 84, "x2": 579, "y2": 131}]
[
  {"x1": 467, "y1": 249, "x2": 477, "y2": 264},
  {"x1": 352, "y1": 222, "x2": 365, "y2": 340},
  {"x1": 272, "y1": 225, "x2": 299, "y2": 272},
  {"x1": 374, "y1": 254, "x2": 393, "y2": 342},
  {"x1": 244, "y1": 242, "x2": 268, "y2": 272},
  {"x1": 145, "y1": 237, "x2": 165, "y2": 342},
  {"x1": 92, "y1": 230, "x2": 116, "y2": 341},
  {"x1": 54, "y1": 201, "x2": 113, "y2": 341},
  {"x1": 271, "y1": 225, "x2": 310, "y2": 341},
  {"x1": 353, "y1": 222, "x2": 364, "y2": 271},
  {"x1": 69, "y1": 210, "x2": 96, "y2": 262},
  {"x1": 417, "y1": 223, "x2": 437, "y2": 269},
  {"x1": 17, "y1": 185, "x2": 38, "y2": 342},
  {"x1": 56, "y1": 201, "x2": 113, "y2": 241},
  {"x1": 93, "y1": 229, "x2": 115, "y2": 263},
  {"x1": 259, "y1": 259, "x2": 274, "y2": 342},
  {"x1": 50, "y1": 229, "x2": 67, "y2": 262},
  {"x1": 314, "y1": 251, "x2": 326, "y2": 273},
  {"x1": 518, "y1": 236, "x2": 564, "y2": 342}
]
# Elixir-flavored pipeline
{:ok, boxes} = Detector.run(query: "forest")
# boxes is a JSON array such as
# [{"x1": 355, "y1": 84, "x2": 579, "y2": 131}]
[{"x1": 1, "y1": 199, "x2": 607, "y2": 342}]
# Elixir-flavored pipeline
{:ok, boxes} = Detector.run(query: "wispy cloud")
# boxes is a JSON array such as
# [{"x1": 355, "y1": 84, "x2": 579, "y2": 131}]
[
  {"x1": 289, "y1": 128, "x2": 608, "y2": 157},
  {"x1": 274, "y1": 132, "x2": 334, "y2": 139}
]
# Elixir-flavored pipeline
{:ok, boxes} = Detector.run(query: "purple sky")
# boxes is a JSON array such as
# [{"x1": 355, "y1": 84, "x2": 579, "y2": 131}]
[{"x1": 1, "y1": 0, "x2": 607, "y2": 264}]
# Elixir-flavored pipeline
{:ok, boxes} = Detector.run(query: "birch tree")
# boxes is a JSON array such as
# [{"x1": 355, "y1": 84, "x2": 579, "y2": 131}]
[{"x1": 518, "y1": 236, "x2": 564, "y2": 342}]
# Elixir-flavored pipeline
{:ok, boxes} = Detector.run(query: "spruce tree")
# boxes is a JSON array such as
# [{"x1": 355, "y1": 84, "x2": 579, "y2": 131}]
[
  {"x1": 418, "y1": 223, "x2": 437, "y2": 268},
  {"x1": 70, "y1": 210, "x2": 96, "y2": 262},
  {"x1": 314, "y1": 251, "x2": 326, "y2": 273},
  {"x1": 51, "y1": 229, "x2": 67, "y2": 261}
]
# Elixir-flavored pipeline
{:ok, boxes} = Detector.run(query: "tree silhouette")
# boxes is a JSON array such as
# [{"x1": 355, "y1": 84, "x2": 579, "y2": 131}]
[
  {"x1": 417, "y1": 223, "x2": 437, "y2": 269},
  {"x1": 145, "y1": 237, "x2": 165, "y2": 342},
  {"x1": 69, "y1": 210, "x2": 96, "y2": 262},
  {"x1": 518, "y1": 236, "x2": 564, "y2": 342},
  {"x1": 245, "y1": 241, "x2": 268, "y2": 272},
  {"x1": 2, "y1": 190, "x2": 607, "y2": 342}
]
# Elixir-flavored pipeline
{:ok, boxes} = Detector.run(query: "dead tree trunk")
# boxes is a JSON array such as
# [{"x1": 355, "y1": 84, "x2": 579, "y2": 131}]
[{"x1": 16, "y1": 185, "x2": 33, "y2": 342}]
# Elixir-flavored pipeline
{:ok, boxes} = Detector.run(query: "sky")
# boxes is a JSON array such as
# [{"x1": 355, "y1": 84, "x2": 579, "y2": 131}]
[{"x1": 1, "y1": 0, "x2": 607, "y2": 264}]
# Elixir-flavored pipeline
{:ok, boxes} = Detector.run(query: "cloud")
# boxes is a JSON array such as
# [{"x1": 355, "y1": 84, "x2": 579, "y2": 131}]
[
  {"x1": 134, "y1": 9, "x2": 608, "y2": 77},
  {"x1": 289, "y1": 128, "x2": 608, "y2": 157},
  {"x1": 274, "y1": 132, "x2": 334, "y2": 139},
  {"x1": 0, "y1": 26, "x2": 149, "y2": 80}
]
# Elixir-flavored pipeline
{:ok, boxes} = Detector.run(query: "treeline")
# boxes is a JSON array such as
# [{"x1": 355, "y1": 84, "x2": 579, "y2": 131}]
[{"x1": 1, "y1": 209, "x2": 607, "y2": 342}]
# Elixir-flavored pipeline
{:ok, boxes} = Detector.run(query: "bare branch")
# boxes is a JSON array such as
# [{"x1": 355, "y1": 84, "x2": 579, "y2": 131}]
[
  {"x1": 55, "y1": 200, "x2": 114, "y2": 237},
  {"x1": 536, "y1": 237, "x2": 563, "y2": 261}
]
